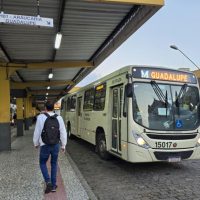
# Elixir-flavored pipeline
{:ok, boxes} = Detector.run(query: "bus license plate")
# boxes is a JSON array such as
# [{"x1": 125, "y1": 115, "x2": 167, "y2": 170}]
[{"x1": 168, "y1": 157, "x2": 181, "y2": 162}]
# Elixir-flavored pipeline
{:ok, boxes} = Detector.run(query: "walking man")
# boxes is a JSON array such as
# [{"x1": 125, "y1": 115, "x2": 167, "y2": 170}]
[{"x1": 33, "y1": 101, "x2": 67, "y2": 193}]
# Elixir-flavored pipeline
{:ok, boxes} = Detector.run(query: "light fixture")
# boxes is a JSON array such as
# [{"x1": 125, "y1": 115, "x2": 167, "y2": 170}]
[
  {"x1": 48, "y1": 73, "x2": 53, "y2": 79},
  {"x1": 46, "y1": 93, "x2": 49, "y2": 96},
  {"x1": 170, "y1": 44, "x2": 200, "y2": 70},
  {"x1": 47, "y1": 86, "x2": 50, "y2": 90},
  {"x1": 54, "y1": 32, "x2": 62, "y2": 49}
]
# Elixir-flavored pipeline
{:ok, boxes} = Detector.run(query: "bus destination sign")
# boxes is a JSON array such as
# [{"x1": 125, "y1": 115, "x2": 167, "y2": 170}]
[{"x1": 132, "y1": 67, "x2": 197, "y2": 84}]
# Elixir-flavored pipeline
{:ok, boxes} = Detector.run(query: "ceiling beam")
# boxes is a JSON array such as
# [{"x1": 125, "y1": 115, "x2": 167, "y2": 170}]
[
  {"x1": 15, "y1": 71, "x2": 25, "y2": 82},
  {"x1": 0, "y1": 60, "x2": 93, "y2": 70},
  {"x1": 0, "y1": 44, "x2": 25, "y2": 82},
  {"x1": 35, "y1": 96, "x2": 57, "y2": 100},
  {"x1": 30, "y1": 90, "x2": 64, "y2": 95},
  {"x1": 11, "y1": 80, "x2": 74, "y2": 89},
  {"x1": 34, "y1": 94, "x2": 59, "y2": 97},
  {"x1": 0, "y1": 42, "x2": 11, "y2": 62},
  {"x1": 87, "y1": 0, "x2": 164, "y2": 6}
]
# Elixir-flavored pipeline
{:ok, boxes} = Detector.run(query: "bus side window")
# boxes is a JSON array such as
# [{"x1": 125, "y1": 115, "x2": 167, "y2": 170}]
[
  {"x1": 67, "y1": 97, "x2": 71, "y2": 111},
  {"x1": 61, "y1": 99, "x2": 64, "y2": 110},
  {"x1": 70, "y1": 95, "x2": 76, "y2": 112},
  {"x1": 83, "y1": 88, "x2": 94, "y2": 111},
  {"x1": 94, "y1": 83, "x2": 106, "y2": 111}
]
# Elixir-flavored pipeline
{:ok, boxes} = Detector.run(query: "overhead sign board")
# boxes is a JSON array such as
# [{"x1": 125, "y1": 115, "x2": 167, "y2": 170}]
[{"x1": 0, "y1": 12, "x2": 53, "y2": 27}]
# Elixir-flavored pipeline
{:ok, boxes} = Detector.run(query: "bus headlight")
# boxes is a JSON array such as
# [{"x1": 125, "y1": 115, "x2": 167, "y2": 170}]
[
  {"x1": 133, "y1": 133, "x2": 150, "y2": 149},
  {"x1": 196, "y1": 138, "x2": 200, "y2": 147}
]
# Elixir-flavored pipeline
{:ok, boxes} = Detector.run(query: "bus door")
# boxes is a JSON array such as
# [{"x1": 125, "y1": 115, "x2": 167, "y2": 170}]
[
  {"x1": 77, "y1": 96, "x2": 82, "y2": 137},
  {"x1": 111, "y1": 85, "x2": 123, "y2": 154}
]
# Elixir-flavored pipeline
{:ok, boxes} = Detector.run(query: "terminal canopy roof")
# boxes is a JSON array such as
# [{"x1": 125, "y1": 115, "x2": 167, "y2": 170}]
[{"x1": 0, "y1": 0, "x2": 164, "y2": 106}]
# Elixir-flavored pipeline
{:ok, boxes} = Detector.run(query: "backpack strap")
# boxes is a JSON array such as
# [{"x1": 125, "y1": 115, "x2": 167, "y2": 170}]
[
  {"x1": 44, "y1": 113, "x2": 50, "y2": 118},
  {"x1": 53, "y1": 114, "x2": 58, "y2": 118},
  {"x1": 44, "y1": 113, "x2": 58, "y2": 119}
]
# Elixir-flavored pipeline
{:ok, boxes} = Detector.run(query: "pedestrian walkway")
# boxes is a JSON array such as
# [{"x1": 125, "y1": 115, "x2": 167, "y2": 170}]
[{"x1": 0, "y1": 126, "x2": 97, "y2": 200}]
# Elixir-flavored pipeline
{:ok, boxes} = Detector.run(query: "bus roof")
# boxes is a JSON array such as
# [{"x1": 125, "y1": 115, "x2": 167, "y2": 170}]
[{"x1": 66, "y1": 65, "x2": 196, "y2": 96}]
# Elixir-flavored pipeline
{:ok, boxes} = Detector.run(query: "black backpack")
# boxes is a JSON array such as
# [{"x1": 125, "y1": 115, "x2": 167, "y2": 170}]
[{"x1": 41, "y1": 113, "x2": 60, "y2": 145}]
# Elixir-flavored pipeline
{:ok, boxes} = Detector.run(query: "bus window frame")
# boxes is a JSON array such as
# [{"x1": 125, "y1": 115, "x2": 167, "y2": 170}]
[
  {"x1": 93, "y1": 82, "x2": 107, "y2": 111},
  {"x1": 132, "y1": 81, "x2": 200, "y2": 131},
  {"x1": 83, "y1": 87, "x2": 95, "y2": 111},
  {"x1": 70, "y1": 95, "x2": 77, "y2": 112}
]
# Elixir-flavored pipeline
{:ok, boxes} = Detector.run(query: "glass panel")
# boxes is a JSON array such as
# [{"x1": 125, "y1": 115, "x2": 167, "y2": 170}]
[
  {"x1": 94, "y1": 83, "x2": 106, "y2": 111},
  {"x1": 112, "y1": 88, "x2": 118, "y2": 149},
  {"x1": 119, "y1": 87, "x2": 123, "y2": 151},
  {"x1": 83, "y1": 88, "x2": 94, "y2": 111},
  {"x1": 70, "y1": 95, "x2": 76, "y2": 112},
  {"x1": 61, "y1": 99, "x2": 64, "y2": 110},
  {"x1": 171, "y1": 86, "x2": 200, "y2": 130},
  {"x1": 67, "y1": 97, "x2": 71, "y2": 111},
  {"x1": 113, "y1": 89, "x2": 118, "y2": 118},
  {"x1": 119, "y1": 87, "x2": 123, "y2": 118},
  {"x1": 133, "y1": 82, "x2": 200, "y2": 131},
  {"x1": 78, "y1": 98, "x2": 82, "y2": 116},
  {"x1": 112, "y1": 120, "x2": 117, "y2": 149}
]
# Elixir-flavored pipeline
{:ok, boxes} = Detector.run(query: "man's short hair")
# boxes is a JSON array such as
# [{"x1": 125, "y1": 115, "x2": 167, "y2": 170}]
[{"x1": 45, "y1": 101, "x2": 54, "y2": 111}]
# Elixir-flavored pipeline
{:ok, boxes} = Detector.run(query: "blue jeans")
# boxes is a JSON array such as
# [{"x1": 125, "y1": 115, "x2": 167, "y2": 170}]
[{"x1": 39, "y1": 144, "x2": 60, "y2": 187}]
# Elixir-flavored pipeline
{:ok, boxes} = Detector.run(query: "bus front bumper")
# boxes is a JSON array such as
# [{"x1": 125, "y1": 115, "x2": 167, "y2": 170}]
[{"x1": 127, "y1": 142, "x2": 200, "y2": 163}]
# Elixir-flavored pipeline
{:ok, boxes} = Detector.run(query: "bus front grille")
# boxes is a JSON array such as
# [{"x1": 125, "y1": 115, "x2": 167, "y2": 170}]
[
  {"x1": 154, "y1": 151, "x2": 193, "y2": 161},
  {"x1": 147, "y1": 134, "x2": 197, "y2": 140}
]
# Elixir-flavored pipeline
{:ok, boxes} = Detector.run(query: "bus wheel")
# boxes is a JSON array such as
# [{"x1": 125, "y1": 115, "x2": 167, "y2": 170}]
[{"x1": 97, "y1": 134, "x2": 110, "y2": 160}]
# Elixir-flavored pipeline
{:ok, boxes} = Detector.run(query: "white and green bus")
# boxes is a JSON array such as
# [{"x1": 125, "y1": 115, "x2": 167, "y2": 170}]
[{"x1": 61, "y1": 65, "x2": 200, "y2": 162}]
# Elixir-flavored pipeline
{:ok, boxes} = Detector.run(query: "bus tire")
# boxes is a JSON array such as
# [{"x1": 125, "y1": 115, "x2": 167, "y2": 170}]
[{"x1": 97, "y1": 134, "x2": 110, "y2": 160}]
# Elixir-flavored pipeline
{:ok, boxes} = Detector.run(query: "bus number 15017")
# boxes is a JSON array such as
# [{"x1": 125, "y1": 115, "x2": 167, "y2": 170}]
[{"x1": 155, "y1": 142, "x2": 172, "y2": 148}]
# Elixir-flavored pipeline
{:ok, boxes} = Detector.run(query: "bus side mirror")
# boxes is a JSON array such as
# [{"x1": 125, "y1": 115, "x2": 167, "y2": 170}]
[{"x1": 125, "y1": 83, "x2": 132, "y2": 97}]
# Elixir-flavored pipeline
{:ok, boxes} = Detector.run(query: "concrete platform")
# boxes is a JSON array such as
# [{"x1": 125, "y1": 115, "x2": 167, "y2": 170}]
[{"x1": 0, "y1": 126, "x2": 97, "y2": 200}]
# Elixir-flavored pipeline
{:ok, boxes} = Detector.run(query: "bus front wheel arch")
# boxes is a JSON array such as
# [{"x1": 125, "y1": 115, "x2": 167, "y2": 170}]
[{"x1": 96, "y1": 129, "x2": 110, "y2": 160}]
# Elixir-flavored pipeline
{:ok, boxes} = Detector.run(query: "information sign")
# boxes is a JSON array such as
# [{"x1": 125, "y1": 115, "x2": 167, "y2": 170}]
[{"x1": 0, "y1": 12, "x2": 53, "y2": 27}]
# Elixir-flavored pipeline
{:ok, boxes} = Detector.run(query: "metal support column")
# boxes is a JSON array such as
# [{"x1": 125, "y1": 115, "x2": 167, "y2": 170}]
[
  {"x1": 29, "y1": 97, "x2": 33, "y2": 126},
  {"x1": 24, "y1": 97, "x2": 29, "y2": 130},
  {"x1": 0, "y1": 68, "x2": 11, "y2": 151},
  {"x1": 16, "y1": 98, "x2": 24, "y2": 136}
]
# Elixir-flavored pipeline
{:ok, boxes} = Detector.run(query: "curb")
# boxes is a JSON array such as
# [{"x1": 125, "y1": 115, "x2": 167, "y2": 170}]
[{"x1": 65, "y1": 151, "x2": 98, "y2": 200}]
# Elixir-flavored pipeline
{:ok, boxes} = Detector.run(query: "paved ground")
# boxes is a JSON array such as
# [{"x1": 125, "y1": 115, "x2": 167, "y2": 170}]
[
  {"x1": 0, "y1": 129, "x2": 44, "y2": 200},
  {"x1": 2, "y1": 127, "x2": 200, "y2": 200},
  {"x1": 67, "y1": 137, "x2": 200, "y2": 200},
  {"x1": 0, "y1": 127, "x2": 95, "y2": 200}
]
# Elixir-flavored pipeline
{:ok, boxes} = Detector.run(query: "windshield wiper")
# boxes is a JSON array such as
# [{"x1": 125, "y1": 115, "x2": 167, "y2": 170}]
[
  {"x1": 175, "y1": 84, "x2": 187, "y2": 106},
  {"x1": 175, "y1": 84, "x2": 187, "y2": 116},
  {"x1": 165, "y1": 90, "x2": 168, "y2": 116},
  {"x1": 175, "y1": 84, "x2": 187, "y2": 107},
  {"x1": 151, "y1": 81, "x2": 168, "y2": 116}
]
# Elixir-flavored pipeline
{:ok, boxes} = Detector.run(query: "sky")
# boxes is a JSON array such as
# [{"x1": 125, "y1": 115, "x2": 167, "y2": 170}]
[{"x1": 77, "y1": 0, "x2": 200, "y2": 87}]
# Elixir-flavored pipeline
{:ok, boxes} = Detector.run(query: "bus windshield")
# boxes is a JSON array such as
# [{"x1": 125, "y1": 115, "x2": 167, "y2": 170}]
[{"x1": 132, "y1": 82, "x2": 200, "y2": 131}]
